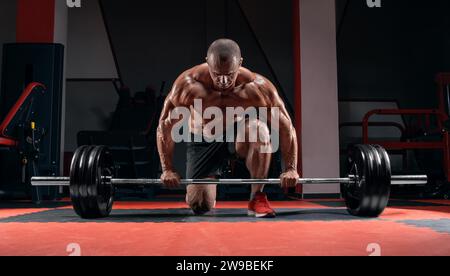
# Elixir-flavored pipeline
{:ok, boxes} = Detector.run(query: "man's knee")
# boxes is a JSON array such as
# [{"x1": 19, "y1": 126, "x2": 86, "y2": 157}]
[
  {"x1": 236, "y1": 119, "x2": 272, "y2": 156},
  {"x1": 186, "y1": 185, "x2": 217, "y2": 215}
]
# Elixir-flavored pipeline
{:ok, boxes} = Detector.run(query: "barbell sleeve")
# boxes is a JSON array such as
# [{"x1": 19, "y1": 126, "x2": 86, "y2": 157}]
[
  {"x1": 390, "y1": 175, "x2": 429, "y2": 185},
  {"x1": 31, "y1": 177, "x2": 70, "y2": 186}
]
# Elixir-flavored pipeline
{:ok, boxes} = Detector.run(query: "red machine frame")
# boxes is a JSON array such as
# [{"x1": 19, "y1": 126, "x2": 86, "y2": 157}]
[
  {"x1": 362, "y1": 73, "x2": 450, "y2": 181},
  {"x1": 0, "y1": 82, "x2": 46, "y2": 147}
]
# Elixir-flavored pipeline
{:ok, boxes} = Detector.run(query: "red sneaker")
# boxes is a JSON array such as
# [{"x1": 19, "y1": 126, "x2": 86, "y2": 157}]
[{"x1": 248, "y1": 192, "x2": 276, "y2": 218}]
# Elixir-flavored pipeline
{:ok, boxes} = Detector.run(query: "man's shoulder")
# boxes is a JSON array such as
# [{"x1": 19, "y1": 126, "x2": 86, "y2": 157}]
[
  {"x1": 175, "y1": 64, "x2": 209, "y2": 87},
  {"x1": 170, "y1": 66, "x2": 208, "y2": 104},
  {"x1": 242, "y1": 71, "x2": 274, "y2": 92},
  {"x1": 239, "y1": 73, "x2": 280, "y2": 107}
]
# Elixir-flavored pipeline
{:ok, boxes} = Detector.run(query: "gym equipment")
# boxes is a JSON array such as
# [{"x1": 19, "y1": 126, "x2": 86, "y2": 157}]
[
  {"x1": 0, "y1": 83, "x2": 48, "y2": 200},
  {"x1": 1, "y1": 43, "x2": 64, "y2": 201},
  {"x1": 31, "y1": 144, "x2": 427, "y2": 219}
]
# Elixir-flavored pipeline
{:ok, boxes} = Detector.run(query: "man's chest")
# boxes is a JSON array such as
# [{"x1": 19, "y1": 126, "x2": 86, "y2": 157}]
[{"x1": 186, "y1": 86, "x2": 267, "y2": 110}]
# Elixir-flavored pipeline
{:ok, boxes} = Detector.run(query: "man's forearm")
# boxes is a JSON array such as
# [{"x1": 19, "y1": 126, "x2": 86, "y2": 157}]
[
  {"x1": 157, "y1": 123, "x2": 175, "y2": 172},
  {"x1": 280, "y1": 127, "x2": 298, "y2": 172}
]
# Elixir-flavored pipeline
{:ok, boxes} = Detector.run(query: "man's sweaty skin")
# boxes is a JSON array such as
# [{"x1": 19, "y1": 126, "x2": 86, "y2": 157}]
[{"x1": 157, "y1": 39, "x2": 299, "y2": 202}]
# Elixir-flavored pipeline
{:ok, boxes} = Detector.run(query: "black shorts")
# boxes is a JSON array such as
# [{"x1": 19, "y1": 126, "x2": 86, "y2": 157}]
[{"x1": 186, "y1": 133, "x2": 238, "y2": 179}]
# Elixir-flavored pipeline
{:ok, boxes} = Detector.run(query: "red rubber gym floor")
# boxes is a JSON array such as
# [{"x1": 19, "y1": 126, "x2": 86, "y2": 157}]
[{"x1": 0, "y1": 199, "x2": 449, "y2": 256}]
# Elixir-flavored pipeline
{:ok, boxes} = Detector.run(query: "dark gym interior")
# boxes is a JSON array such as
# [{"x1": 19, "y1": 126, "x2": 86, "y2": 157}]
[{"x1": 0, "y1": 0, "x2": 449, "y2": 257}]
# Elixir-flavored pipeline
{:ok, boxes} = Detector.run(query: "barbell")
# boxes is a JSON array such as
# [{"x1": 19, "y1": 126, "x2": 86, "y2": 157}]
[{"x1": 31, "y1": 144, "x2": 428, "y2": 219}]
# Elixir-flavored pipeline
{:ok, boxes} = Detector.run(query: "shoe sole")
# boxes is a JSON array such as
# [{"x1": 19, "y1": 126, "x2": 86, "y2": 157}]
[{"x1": 248, "y1": 210, "x2": 276, "y2": 218}]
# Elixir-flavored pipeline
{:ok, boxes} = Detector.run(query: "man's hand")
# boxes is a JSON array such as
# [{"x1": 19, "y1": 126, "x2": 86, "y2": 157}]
[
  {"x1": 161, "y1": 170, "x2": 181, "y2": 188},
  {"x1": 280, "y1": 169, "x2": 300, "y2": 188}
]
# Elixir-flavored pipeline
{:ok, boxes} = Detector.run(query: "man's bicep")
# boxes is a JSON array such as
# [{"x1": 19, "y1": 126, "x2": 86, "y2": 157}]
[
  {"x1": 266, "y1": 87, "x2": 293, "y2": 126},
  {"x1": 159, "y1": 96, "x2": 176, "y2": 122},
  {"x1": 159, "y1": 79, "x2": 186, "y2": 121},
  {"x1": 260, "y1": 76, "x2": 291, "y2": 119},
  {"x1": 160, "y1": 84, "x2": 192, "y2": 129}
]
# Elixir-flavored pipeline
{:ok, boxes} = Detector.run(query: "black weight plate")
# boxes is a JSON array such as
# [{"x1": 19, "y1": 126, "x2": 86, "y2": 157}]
[
  {"x1": 366, "y1": 145, "x2": 384, "y2": 217},
  {"x1": 344, "y1": 144, "x2": 392, "y2": 217},
  {"x1": 78, "y1": 146, "x2": 95, "y2": 217},
  {"x1": 83, "y1": 146, "x2": 103, "y2": 218},
  {"x1": 96, "y1": 147, "x2": 114, "y2": 217},
  {"x1": 372, "y1": 145, "x2": 391, "y2": 216},
  {"x1": 86, "y1": 146, "x2": 103, "y2": 211},
  {"x1": 343, "y1": 145, "x2": 366, "y2": 216},
  {"x1": 344, "y1": 145, "x2": 377, "y2": 217},
  {"x1": 357, "y1": 144, "x2": 376, "y2": 216},
  {"x1": 70, "y1": 146, "x2": 91, "y2": 217},
  {"x1": 69, "y1": 146, "x2": 86, "y2": 217},
  {"x1": 340, "y1": 146, "x2": 355, "y2": 208},
  {"x1": 85, "y1": 146, "x2": 114, "y2": 218}
]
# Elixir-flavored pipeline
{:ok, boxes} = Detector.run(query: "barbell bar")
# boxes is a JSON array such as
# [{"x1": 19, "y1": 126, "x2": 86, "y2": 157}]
[
  {"x1": 31, "y1": 175, "x2": 428, "y2": 186},
  {"x1": 30, "y1": 144, "x2": 429, "y2": 219}
]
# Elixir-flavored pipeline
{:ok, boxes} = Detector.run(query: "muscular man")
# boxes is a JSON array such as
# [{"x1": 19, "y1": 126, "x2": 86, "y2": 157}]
[{"x1": 157, "y1": 39, "x2": 299, "y2": 218}]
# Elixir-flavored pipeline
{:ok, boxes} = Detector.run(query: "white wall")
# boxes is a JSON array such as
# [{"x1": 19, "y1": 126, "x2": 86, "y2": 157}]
[
  {"x1": 299, "y1": 0, "x2": 340, "y2": 194},
  {"x1": 54, "y1": 1, "x2": 69, "y2": 174},
  {"x1": 54, "y1": 0, "x2": 68, "y2": 45}
]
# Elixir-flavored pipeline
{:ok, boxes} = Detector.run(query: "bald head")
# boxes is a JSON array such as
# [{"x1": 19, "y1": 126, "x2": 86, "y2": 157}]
[
  {"x1": 206, "y1": 39, "x2": 243, "y2": 91},
  {"x1": 207, "y1": 39, "x2": 242, "y2": 65}
]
